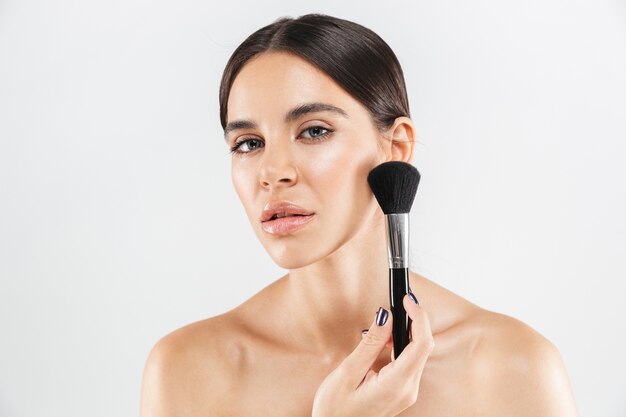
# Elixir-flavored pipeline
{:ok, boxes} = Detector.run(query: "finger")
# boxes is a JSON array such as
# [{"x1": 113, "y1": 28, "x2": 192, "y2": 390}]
[
  {"x1": 361, "y1": 369, "x2": 377, "y2": 386},
  {"x1": 403, "y1": 293, "x2": 431, "y2": 348},
  {"x1": 376, "y1": 295, "x2": 434, "y2": 387},
  {"x1": 362, "y1": 329, "x2": 394, "y2": 350},
  {"x1": 342, "y1": 307, "x2": 393, "y2": 388},
  {"x1": 390, "y1": 295, "x2": 434, "y2": 380},
  {"x1": 362, "y1": 329, "x2": 395, "y2": 364}
]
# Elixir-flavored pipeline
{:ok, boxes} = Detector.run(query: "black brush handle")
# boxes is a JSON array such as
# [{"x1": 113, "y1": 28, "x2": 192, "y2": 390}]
[{"x1": 390, "y1": 267, "x2": 411, "y2": 359}]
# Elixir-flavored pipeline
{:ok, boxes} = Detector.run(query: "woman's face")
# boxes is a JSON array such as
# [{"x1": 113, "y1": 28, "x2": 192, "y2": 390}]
[{"x1": 225, "y1": 51, "x2": 388, "y2": 269}]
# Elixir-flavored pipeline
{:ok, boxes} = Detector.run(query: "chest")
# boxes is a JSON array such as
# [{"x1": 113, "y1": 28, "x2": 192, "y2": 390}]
[{"x1": 223, "y1": 349, "x2": 483, "y2": 417}]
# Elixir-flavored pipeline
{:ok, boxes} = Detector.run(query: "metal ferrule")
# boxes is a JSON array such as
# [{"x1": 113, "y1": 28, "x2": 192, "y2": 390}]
[{"x1": 385, "y1": 213, "x2": 409, "y2": 269}]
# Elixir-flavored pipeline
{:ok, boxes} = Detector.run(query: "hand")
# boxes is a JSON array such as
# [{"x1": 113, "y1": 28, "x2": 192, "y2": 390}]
[{"x1": 311, "y1": 294, "x2": 434, "y2": 417}]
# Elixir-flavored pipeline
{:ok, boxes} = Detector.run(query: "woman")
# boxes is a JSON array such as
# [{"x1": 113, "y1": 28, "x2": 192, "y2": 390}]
[{"x1": 140, "y1": 13, "x2": 578, "y2": 416}]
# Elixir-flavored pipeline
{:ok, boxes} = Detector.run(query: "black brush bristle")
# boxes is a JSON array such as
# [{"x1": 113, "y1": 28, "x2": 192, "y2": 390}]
[{"x1": 367, "y1": 161, "x2": 421, "y2": 214}]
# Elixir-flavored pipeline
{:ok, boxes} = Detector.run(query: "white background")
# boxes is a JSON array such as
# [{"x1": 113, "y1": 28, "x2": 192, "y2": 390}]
[{"x1": 1, "y1": 1, "x2": 625, "y2": 416}]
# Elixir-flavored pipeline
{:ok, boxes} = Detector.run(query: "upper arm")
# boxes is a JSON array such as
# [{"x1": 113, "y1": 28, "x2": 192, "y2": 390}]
[
  {"x1": 477, "y1": 317, "x2": 579, "y2": 417},
  {"x1": 140, "y1": 324, "x2": 233, "y2": 417},
  {"x1": 140, "y1": 335, "x2": 185, "y2": 417}
]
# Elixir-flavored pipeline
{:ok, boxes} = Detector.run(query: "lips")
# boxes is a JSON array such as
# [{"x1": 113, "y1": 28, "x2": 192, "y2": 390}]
[
  {"x1": 261, "y1": 201, "x2": 314, "y2": 222},
  {"x1": 260, "y1": 201, "x2": 315, "y2": 235}
]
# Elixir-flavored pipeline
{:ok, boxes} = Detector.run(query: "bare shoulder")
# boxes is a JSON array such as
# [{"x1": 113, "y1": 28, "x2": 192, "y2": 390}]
[
  {"x1": 139, "y1": 277, "x2": 287, "y2": 416},
  {"x1": 465, "y1": 309, "x2": 578, "y2": 416},
  {"x1": 140, "y1": 312, "x2": 245, "y2": 417}
]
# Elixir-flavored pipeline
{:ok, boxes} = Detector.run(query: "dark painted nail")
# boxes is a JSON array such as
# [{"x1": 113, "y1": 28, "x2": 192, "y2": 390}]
[
  {"x1": 408, "y1": 291, "x2": 419, "y2": 305},
  {"x1": 376, "y1": 307, "x2": 389, "y2": 326},
  {"x1": 361, "y1": 329, "x2": 369, "y2": 335}
]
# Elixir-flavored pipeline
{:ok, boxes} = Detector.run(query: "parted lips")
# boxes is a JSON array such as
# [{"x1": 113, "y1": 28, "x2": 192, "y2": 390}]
[{"x1": 367, "y1": 161, "x2": 420, "y2": 214}]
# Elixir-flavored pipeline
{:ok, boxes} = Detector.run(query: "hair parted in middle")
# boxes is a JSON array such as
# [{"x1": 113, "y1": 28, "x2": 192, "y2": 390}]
[{"x1": 219, "y1": 13, "x2": 411, "y2": 134}]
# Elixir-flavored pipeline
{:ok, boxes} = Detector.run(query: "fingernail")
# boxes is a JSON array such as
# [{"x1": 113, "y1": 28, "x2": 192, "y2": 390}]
[
  {"x1": 408, "y1": 291, "x2": 419, "y2": 305},
  {"x1": 376, "y1": 307, "x2": 389, "y2": 326},
  {"x1": 361, "y1": 329, "x2": 369, "y2": 335}
]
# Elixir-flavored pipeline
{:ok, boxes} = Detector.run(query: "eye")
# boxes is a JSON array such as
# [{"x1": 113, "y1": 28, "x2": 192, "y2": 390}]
[
  {"x1": 299, "y1": 126, "x2": 333, "y2": 140},
  {"x1": 230, "y1": 138, "x2": 265, "y2": 155}
]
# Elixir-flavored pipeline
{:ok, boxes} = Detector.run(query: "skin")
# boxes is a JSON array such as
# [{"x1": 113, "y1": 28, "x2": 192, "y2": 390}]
[{"x1": 140, "y1": 51, "x2": 579, "y2": 416}]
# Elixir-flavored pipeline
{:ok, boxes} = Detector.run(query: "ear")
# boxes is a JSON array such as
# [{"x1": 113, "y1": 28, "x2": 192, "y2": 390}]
[{"x1": 382, "y1": 117, "x2": 415, "y2": 163}]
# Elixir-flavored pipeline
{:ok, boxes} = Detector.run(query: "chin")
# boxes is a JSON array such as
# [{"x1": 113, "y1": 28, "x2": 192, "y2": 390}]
[
  {"x1": 252, "y1": 222, "x2": 327, "y2": 270},
  {"x1": 252, "y1": 218, "x2": 355, "y2": 270},
  {"x1": 266, "y1": 245, "x2": 319, "y2": 270}
]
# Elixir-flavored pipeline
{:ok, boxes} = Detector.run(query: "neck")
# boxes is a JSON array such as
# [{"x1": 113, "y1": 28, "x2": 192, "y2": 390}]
[{"x1": 283, "y1": 210, "x2": 397, "y2": 359}]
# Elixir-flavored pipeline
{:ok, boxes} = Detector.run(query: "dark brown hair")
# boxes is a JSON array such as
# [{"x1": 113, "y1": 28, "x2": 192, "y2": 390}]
[{"x1": 219, "y1": 13, "x2": 410, "y2": 132}]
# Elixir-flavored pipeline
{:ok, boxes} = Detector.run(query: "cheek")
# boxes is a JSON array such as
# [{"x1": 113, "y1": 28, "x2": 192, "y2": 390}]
[
  {"x1": 300, "y1": 137, "x2": 379, "y2": 201},
  {"x1": 303, "y1": 149, "x2": 344, "y2": 182}
]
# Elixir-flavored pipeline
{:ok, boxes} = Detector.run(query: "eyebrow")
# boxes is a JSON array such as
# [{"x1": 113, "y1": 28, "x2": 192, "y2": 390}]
[{"x1": 223, "y1": 102, "x2": 349, "y2": 140}]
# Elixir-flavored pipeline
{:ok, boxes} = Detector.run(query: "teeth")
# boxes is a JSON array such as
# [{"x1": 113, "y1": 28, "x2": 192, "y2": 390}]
[{"x1": 271, "y1": 212, "x2": 301, "y2": 220}]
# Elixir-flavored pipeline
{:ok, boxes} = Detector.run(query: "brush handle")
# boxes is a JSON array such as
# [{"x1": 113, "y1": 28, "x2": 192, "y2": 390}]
[{"x1": 390, "y1": 267, "x2": 411, "y2": 359}]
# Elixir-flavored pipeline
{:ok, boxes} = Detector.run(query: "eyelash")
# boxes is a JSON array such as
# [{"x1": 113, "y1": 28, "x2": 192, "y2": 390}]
[{"x1": 229, "y1": 126, "x2": 334, "y2": 155}]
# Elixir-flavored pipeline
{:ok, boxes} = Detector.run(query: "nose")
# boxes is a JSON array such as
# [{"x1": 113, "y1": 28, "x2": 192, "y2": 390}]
[{"x1": 258, "y1": 142, "x2": 298, "y2": 190}]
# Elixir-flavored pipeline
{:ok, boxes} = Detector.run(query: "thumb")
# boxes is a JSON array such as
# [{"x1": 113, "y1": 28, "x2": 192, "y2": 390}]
[{"x1": 341, "y1": 307, "x2": 393, "y2": 388}]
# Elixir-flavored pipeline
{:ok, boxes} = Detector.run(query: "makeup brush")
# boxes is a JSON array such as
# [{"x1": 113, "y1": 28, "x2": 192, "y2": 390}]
[{"x1": 367, "y1": 161, "x2": 420, "y2": 359}]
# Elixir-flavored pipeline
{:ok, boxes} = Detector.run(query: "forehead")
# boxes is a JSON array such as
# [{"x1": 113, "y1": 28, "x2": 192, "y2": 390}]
[{"x1": 226, "y1": 51, "x2": 364, "y2": 123}]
